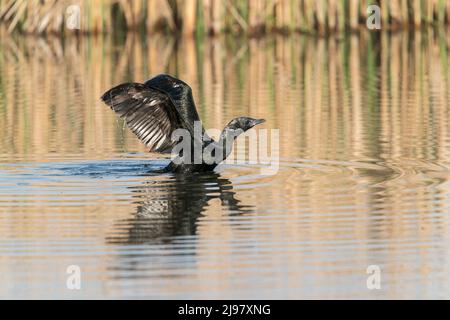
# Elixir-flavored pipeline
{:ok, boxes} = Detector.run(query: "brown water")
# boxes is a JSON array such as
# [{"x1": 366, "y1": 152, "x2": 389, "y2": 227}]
[{"x1": 0, "y1": 30, "x2": 450, "y2": 299}]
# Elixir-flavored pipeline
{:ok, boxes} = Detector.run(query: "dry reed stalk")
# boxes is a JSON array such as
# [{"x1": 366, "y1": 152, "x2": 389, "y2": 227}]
[
  {"x1": 275, "y1": 0, "x2": 284, "y2": 30},
  {"x1": 202, "y1": 0, "x2": 212, "y2": 34},
  {"x1": 249, "y1": 0, "x2": 267, "y2": 33},
  {"x1": 400, "y1": 0, "x2": 409, "y2": 26},
  {"x1": 349, "y1": 0, "x2": 359, "y2": 30},
  {"x1": 315, "y1": 0, "x2": 326, "y2": 34},
  {"x1": 327, "y1": 0, "x2": 337, "y2": 32},
  {"x1": 183, "y1": 0, "x2": 197, "y2": 35},
  {"x1": 389, "y1": 0, "x2": 401, "y2": 24},
  {"x1": 210, "y1": 0, "x2": 222, "y2": 34},
  {"x1": 413, "y1": 0, "x2": 422, "y2": 26},
  {"x1": 222, "y1": 0, "x2": 245, "y2": 32},
  {"x1": 381, "y1": 0, "x2": 390, "y2": 27}
]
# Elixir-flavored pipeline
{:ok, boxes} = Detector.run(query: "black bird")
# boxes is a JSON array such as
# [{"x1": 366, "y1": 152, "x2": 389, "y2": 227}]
[{"x1": 101, "y1": 74, "x2": 265, "y2": 173}]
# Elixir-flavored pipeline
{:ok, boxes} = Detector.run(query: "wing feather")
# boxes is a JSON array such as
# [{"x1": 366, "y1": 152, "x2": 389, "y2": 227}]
[
  {"x1": 144, "y1": 74, "x2": 201, "y2": 127},
  {"x1": 101, "y1": 82, "x2": 186, "y2": 153}
]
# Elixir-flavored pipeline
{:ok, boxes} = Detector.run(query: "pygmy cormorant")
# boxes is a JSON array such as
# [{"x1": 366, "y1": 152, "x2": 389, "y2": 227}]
[{"x1": 101, "y1": 74, "x2": 265, "y2": 173}]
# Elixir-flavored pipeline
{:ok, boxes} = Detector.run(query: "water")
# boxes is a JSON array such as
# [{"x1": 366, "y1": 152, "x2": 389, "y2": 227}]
[{"x1": 0, "y1": 31, "x2": 450, "y2": 299}]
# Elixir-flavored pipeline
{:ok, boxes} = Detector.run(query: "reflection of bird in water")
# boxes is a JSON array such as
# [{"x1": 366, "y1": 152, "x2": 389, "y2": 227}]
[
  {"x1": 107, "y1": 172, "x2": 252, "y2": 245},
  {"x1": 101, "y1": 74, "x2": 265, "y2": 173}
]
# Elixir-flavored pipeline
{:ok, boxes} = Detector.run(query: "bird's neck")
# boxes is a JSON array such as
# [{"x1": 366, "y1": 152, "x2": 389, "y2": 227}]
[
  {"x1": 215, "y1": 127, "x2": 243, "y2": 162},
  {"x1": 168, "y1": 126, "x2": 243, "y2": 171}
]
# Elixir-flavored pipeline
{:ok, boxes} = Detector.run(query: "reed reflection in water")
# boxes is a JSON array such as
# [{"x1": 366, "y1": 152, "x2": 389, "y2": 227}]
[{"x1": 0, "y1": 30, "x2": 450, "y2": 298}]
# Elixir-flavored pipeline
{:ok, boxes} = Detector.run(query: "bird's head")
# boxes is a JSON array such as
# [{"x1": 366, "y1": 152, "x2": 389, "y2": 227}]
[
  {"x1": 225, "y1": 117, "x2": 266, "y2": 133},
  {"x1": 213, "y1": 117, "x2": 266, "y2": 162}
]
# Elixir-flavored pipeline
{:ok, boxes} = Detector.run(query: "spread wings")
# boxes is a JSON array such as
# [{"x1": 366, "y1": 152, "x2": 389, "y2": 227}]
[
  {"x1": 144, "y1": 74, "x2": 201, "y2": 129},
  {"x1": 101, "y1": 83, "x2": 186, "y2": 153}
]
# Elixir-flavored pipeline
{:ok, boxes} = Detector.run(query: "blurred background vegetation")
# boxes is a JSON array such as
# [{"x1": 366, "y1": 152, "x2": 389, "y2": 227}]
[{"x1": 0, "y1": 0, "x2": 449, "y2": 36}]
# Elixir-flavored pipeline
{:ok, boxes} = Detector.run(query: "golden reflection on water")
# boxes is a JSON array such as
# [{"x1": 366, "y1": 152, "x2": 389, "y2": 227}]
[{"x1": 0, "y1": 30, "x2": 450, "y2": 299}]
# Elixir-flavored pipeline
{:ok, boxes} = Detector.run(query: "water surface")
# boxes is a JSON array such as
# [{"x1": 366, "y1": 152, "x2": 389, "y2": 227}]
[{"x1": 1, "y1": 31, "x2": 450, "y2": 299}]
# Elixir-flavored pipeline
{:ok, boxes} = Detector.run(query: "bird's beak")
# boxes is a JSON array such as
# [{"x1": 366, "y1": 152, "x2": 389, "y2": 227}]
[{"x1": 251, "y1": 118, "x2": 266, "y2": 127}]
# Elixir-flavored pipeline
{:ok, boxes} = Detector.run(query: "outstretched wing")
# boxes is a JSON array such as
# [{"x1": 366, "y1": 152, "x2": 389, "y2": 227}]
[
  {"x1": 144, "y1": 74, "x2": 201, "y2": 128},
  {"x1": 101, "y1": 83, "x2": 186, "y2": 153}
]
